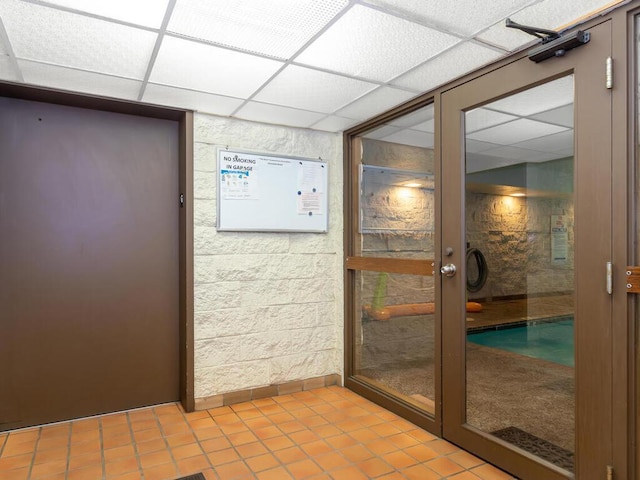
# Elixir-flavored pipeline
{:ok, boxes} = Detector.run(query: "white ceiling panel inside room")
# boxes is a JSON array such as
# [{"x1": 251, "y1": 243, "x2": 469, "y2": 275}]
[{"x1": 0, "y1": 0, "x2": 624, "y2": 133}]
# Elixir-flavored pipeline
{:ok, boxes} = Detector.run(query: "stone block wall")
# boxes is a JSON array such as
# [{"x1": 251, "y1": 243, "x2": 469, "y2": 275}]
[{"x1": 192, "y1": 114, "x2": 343, "y2": 400}]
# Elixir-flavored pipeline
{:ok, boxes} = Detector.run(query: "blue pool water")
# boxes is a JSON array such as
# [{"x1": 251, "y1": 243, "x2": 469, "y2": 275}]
[{"x1": 467, "y1": 319, "x2": 574, "y2": 367}]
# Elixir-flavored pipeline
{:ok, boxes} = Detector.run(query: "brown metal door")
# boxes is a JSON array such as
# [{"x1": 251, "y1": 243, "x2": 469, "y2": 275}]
[
  {"x1": 441, "y1": 21, "x2": 612, "y2": 480},
  {"x1": 0, "y1": 97, "x2": 180, "y2": 431}
]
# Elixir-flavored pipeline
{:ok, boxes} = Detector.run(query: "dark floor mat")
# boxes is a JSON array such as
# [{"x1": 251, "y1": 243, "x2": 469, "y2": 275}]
[
  {"x1": 491, "y1": 426, "x2": 574, "y2": 472},
  {"x1": 175, "y1": 474, "x2": 205, "y2": 480}
]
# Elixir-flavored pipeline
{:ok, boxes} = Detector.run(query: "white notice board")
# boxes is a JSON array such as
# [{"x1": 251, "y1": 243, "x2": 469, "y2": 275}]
[{"x1": 216, "y1": 149, "x2": 328, "y2": 232}]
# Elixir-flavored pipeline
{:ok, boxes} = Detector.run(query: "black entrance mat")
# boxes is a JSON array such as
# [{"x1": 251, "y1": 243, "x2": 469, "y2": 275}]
[
  {"x1": 491, "y1": 426, "x2": 574, "y2": 472},
  {"x1": 175, "y1": 474, "x2": 205, "y2": 480}
]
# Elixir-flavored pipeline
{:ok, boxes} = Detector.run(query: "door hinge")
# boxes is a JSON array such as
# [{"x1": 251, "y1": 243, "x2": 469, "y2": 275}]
[
  {"x1": 179, "y1": 193, "x2": 185, "y2": 207},
  {"x1": 607, "y1": 465, "x2": 614, "y2": 480},
  {"x1": 606, "y1": 57, "x2": 613, "y2": 89}
]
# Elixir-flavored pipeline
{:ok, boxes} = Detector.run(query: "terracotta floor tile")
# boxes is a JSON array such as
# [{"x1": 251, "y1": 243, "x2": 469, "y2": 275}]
[
  {"x1": 278, "y1": 421, "x2": 306, "y2": 434},
  {"x1": 338, "y1": 444, "x2": 374, "y2": 463},
  {"x1": 207, "y1": 447, "x2": 240, "y2": 466},
  {"x1": 348, "y1": 427, "x2": 379, "y2": 443},
  {"x1": 426, "y1": 456, "x2": 466, "y2": 477},
  {"x1": 69, "y1": 439, "x2": 101, "y2": 457},
  {"x1": 102, "y1": 433, "x2": 132, "y2": 450},
  {"x1": 273, "y1": 446, "x2": 307, "y2": 464},
  {"x1": 110, "y1": 472, "x2": 144, "y2": 480},
  {"x1": 214, "y1": 413, "x2": 242, "y2": 424},
  {"x1": 215, "y1": 459, "x2": 252, "y2": 479},
  {"x1": 381, "y1": 450, "x2": 418, "y2": 469},
  {"x1": 29, "y1": 459, "x2": 68, "y2": 478},
  {"x1": 328, "y1": 465, "x2": 369, "y2": 480},
  {"x1": 263, "y1": 435, "x2": 295, "y2": 452},
  {"x1": 235, "y1": 441, "x2": 268, "y2": 459},
  {"x1": 71, "y1": 419, "x2": 100, "y2": 433},
  {"x1": 0, "y1": 453, "x2": 32, "y2": 470},
  {"x1": 404, "y1": 444, "x2": 439, "y2": 463},
  {"x1": 102, "y1": 423, "x2": 130, "y2": 439},
  {"x1": 220, "y1": 422, "x2": 249, "y2": 436},
  {"x1": 257, "y1": 465, "x2": 294, "y2": 480},
  {"x1": 237, "y1": 408, "x2": 264, "y2": 421},
  {"x1": 254, "y1": 425, "x2": 283, "y2": 440},
  {"x1": 201, "y1": 436, "x2": 232, "y2": 453},
  {"x1": 66, "y1": 465, "x2": 104, "y2": 480},
  {"x1": 287, "y1": 459, "x2": 323, "y2": 479},
  {"x1": 426, "y1": 439, "x2": 459, "y2": 455},
  {"x1": 267, "y1": 412, "x2": 295, "y2": 424},
  {"x1": 357, "y1": 414, "x2": 385, "y2": 427},
  {"x1": 176, "y1": 455, "x2": 211, "y2": 475},
  {"x1": 312, "y1": 424, "x2": 341, "y2": 439},
  {"x1": 39, "y1": 425, "x2": 70, "y2": 440},
  {"x1": 449, "y1": 450, "x2": 485, "y2": 469},
  {"x1": 103, "y1": 444, "x2": 135, "y2": 462},
  {"x1": 246, "y1": 452, "x2": 280, "y2": 473},
  {"x1": 135, "y1": 438, "x2": 167, "y2": 455},
  {"x1": 68, "y1": 451, "x2": 102, "y2": 471},
  {"x1": 35, "y1": 436, "x2": 69, "y2": 452},
  {"x1": 313, "y1": 452, "x2": 349, "y2": 471},
  {"x1": 228, "y1": 431, "x2": 258, "y2": 446},
  {"x1": 0, "y1": 466, "x2": 29, "y2": 480},
  {"x1": 130, "y1": 419, "x2": 158, "y2": 432},
  {"x1": 300, "y1": 440, "x2": 331, "y2": 456},
  {"x1": 70, "y1": 429, "x2": 100, "y2": 445},
  {"x1": 356, "y1": 457, "x2": 394, "y2": 478},
  {"x1": 138, "y1": 449, "x2": 173, "y2": 469},
  {"x1": 132, "y1": 427, "x2": 163, "y2": 443},
  {"x1": 166, "y1": 432, "x2": 197, "y2": 448},
  {"x1": 370, "y1": 422, "x2": 402, "y2": 437},
  {"x1": 161, "y1": 422, "x2": 191, "y2": 436},
  {"x1": 325, "y1": 434, "x2": 357, "y2": 450},
  {"x1": 260, "y1": 404, "x2": 287, "y2": 416},
  {"x1": 171, "y1": 442, "x2": 203, "y2": 460},
  {"x1": 289, "y1": 429, "x2": 320, "y2": 445},
  {"x1": 194, "y1": 426, "x2": 224, "y2": 441},
  {"x1": 33, "y1": 446, "x2": 68, "y2": 464},
  {"x1": 449, "y1": 471, "x2": 484, "y2": 480},
  {"x1": 103, "y1": 456, "x2": 139, "y2": 477},
  {"x1": 401, "y1": 464, "x2": 442, "y2": 480},
  {"x1": 189, "y1": 417, "x2": 217, "y2": 430},
  {"x1": 142, "y1": 462, "x2": 178, "y2": 480},
  {"x1": 470, "y1": 464, "x2": 516, "y2": 480},
  {"x1": 207, "y1": 406, "x2": 234, "y2": 417},
  {"x1": 299, "y1": 415, "x2": 328, "y2": 428}
]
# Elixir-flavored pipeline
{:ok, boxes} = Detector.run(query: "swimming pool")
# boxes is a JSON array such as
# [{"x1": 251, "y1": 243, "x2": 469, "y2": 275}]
[{"x1": 467, "y1": 318, "x2": 574, "y2": 367}]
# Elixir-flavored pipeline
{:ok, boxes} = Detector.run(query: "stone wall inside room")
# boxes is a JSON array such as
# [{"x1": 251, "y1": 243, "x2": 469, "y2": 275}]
[
  {"x1": 466, "y1": 192, "x2": 574, "y2": 301},
  {"x1": 192, "y1": 113, "x2": 343, "y2": 401}
]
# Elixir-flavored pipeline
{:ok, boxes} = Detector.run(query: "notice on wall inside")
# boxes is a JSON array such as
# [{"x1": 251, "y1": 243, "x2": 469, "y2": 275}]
[
  {"x1": 297, "y1": 161, "x2": 325, "y2": 215},
  {"x1": 551, "y1": 214, "x2": 568, "y2": 265},
  {"x1": 217, "y1": 148, "x2": 328, "y2": 232},
  {"x1": 220, "y1": 153, "x2": 259, "y2": 200}
]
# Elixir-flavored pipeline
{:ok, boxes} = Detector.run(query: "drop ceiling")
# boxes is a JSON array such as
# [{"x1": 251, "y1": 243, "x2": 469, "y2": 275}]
[{"x1": 0, "y1": 0, "x2": 624, "y2": 133}]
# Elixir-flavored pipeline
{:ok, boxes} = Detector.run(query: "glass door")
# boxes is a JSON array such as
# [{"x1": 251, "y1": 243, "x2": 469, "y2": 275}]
[
  {"x1": 345, "y1": 102, "x2": 440, "y2": 431},
  {"x1": 442, "y1": 20, "x2": 612, "y2": 480}
]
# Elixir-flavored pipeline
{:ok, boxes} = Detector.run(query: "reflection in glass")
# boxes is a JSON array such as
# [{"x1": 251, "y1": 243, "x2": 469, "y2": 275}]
[
  {"x1": 464, "y1": 76, "x2": 575, "y2": 471},
  {"x1": 353, "y1": 104, "x2": 436, "y2": 414}
]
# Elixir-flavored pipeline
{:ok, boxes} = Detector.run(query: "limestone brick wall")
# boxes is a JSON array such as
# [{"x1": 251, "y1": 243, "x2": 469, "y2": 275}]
[{"x1": 192, "y1": 114, "x2": 343, "y2": 399}]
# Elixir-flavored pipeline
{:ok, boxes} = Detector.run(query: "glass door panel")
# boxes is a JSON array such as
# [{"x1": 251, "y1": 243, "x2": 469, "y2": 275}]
[
  {"x1": 348, "y1": 103, "x2": 438, "y2": 418},
  {"x1": 464, "y1": 76, "x2": 575, "y2": 471}
]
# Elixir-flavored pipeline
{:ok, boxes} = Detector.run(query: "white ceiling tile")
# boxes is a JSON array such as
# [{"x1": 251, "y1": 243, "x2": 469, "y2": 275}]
[
  {"x1": 512, "y1": 129, "x2": 573, "y2": 153},
  {"x1": 466, "y1": 108, "x2": 518, "y2": 133},
  {"x1": 466, "y1": 153, "x2": 518, "y2": 173},
  {"x1": 365, "y1": 0, "x2": 535, "y2": 37},
  {"x1": 150, "y1": 36, "x2": 284, "y2": 98},
  {"x1": 380, "y1": 129, "x2": 434, "y2": 148},
  {"x1": 486, "y1": 75, "x2": 573, "y2": 116},
  {"x1": 411, "y1": 119, "x2": 435, "y2": 133},
  {"x1": 385, "y1": 105, "x2": 434, "y2": 128},
  {"x1": 234, "y1": 101, "x2": 326, "y2": 128},
  {"x1": 467, "y1": 118, "x2": 569, "y2": 145},
  {"x1": 0, "y1": 0, "x2": 156, "y2": 79},
  {"x1": 0, "y1": 39, "x2": 7, "y2": 56},
  {"x1": 363, "y1": 124, "x2": 403, "y2": 140},
  {"x1": 310, "y1": 115, "x2": 359, "y2": 132},
  {"x1": 0, "y1": 56, "x2": 19, "y2": 81},
  {"x1": 252, "y1": 65, "x2": 377, "y2": 113},
  {"x1": 477, "y1": 0, "x2": 623, "y2": 50},
  {"x1": 18, "y1": 60, "x2": 142, "y2": 99},
  {"x1": 143, "y1": 83, "x2": 244, "y2": 115},
  {"x1": 295, "y1": 4, "x2": 459, "y2": 82},
  {"x1": 466, "y1": 139, "x2": 499, "y2": 154},
  {"x1": 168, "y1": 0, "x2": 348, "y2": 59},
  {"x1": 335, "y1": 86, "x2": 416, "y2": 121},
  {"x1": 391, "y1": 41, "x2": 503, "y2": 92},
  {"x1": 38, "y1": 0, "x2": 170, "y2": 28},
  {"x1": 530, "y1": 104, "x2": 573, "y2": 127},
  {"x1": 476, "y1": 145, "x2": 558, "y2": 162}
]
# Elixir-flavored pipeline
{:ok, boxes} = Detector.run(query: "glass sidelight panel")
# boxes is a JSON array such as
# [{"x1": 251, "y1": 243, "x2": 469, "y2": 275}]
[
  {"x1": 464, "y1": 76, "x2": 575, "y2": 471},
  {"x1": 351, "y1": 103, "x2": 436, "y2": 414}
]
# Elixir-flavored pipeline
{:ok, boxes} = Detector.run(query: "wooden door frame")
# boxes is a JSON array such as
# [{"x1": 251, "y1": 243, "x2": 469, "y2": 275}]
[{"x1": 0, "y1": 81, "x2": 195, "y2": 413}]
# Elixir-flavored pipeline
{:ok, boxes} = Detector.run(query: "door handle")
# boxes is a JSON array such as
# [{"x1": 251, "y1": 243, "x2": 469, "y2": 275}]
[{"x1": 440, "y1": 264, "x2": 457, "y2": 277}]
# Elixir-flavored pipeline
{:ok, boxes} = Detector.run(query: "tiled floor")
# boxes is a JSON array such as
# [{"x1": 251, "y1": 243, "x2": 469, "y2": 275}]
[{"x1": 0, "y1": 386, "x2": 515, "y2": 480}]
